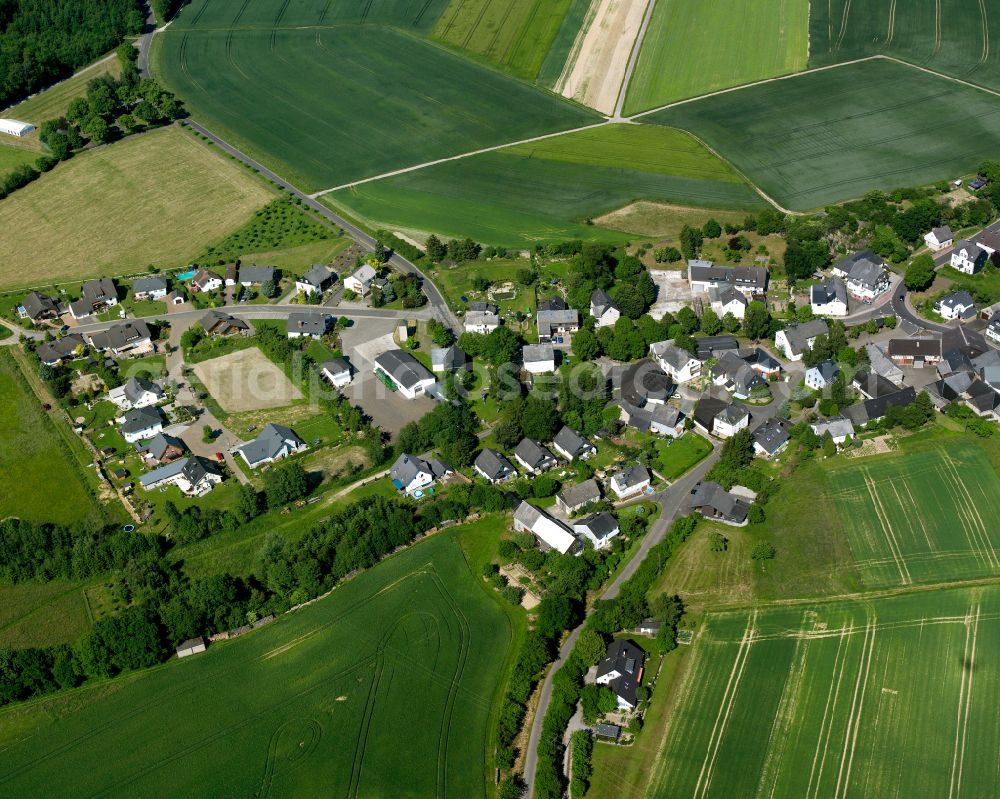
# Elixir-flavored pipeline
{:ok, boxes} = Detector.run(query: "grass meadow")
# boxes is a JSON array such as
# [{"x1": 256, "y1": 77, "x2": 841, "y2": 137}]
[
  {"x1": 647, "y1": 58, "x2": 1000, "y2": 210},
  {"x1": 155, "y1": 24, "x2": 597, "y2": 192},
  {"x1": 810, "y1": 0, "x2": 1000, "y2": 92},
  {"x1": 327, "y1": 124, "x2": 764, "y2": 246},
  {"x1": 432, "y1": 0, "x2": 576, "y2": 79},
  {"x1": 0, "y1": 523, "x2": 522, "y2": 798},
  {"x1": 648, "y1": 585, "x2": 1000, "y2": 798},
  {"x1": 0, "y1": 145, "x2": 39, "y2": 174},
  {"x1": 0, "y1": 126, "x2": 272, "y2": 291},
  {"x1": 0, "y1": 582, "x2": 91, "y2": 649},
  {"x1": 0, "y1": 350, "x2": 98, "y2": 525},
  {"x1": 624, "y1": 0, "x2": 810, "y2": 114}
]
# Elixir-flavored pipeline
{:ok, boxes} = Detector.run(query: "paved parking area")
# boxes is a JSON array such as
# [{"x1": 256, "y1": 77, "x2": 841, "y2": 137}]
[{"x1": 649, "y1": 269, "x2": 693, "y2": 320}]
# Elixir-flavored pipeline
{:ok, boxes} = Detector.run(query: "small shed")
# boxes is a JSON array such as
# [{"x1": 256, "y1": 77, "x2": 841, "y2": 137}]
[
  {"x1": 595, "y1": 723, "x2": 621, "y2": 740},
  {"x1": 176, "y1": 636, "x2": 207, "y2": 658}
]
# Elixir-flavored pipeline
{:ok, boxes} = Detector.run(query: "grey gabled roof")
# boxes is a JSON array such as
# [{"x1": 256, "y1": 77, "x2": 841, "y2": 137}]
[
  {"x1": 689, "y1": 481, "x2": 749, "y2": 523},
  {"x1": 237, "y1": 423, "x2": 304, "y2": 465},
  {"x1": 37, "y1": 334, "x2": 85, "y2": 363},
  {"x1": 140, "y1": 455, "x2": 220, "y2": 489},
  {"x1": 390, "y1": 453, "x2": 432, "y2": 487},
  {"x1": 464, "y1": 310, "x2": 500, "y2": 327},
  {"x1": 522, "y1": 343, "x2": 555, "y2": 364},
  {"x1": 201, "y1": 309, "x2": 248, "y2": 333},
  {"x1": 286, "y1": 313, "x2": 330, "y2": 336},
  {"x1": 575, "y1": 511, "x2": 618, "y2": 538},
  {"x1": 300, "y1": 264, "x2": 333, "y2": 288},
  {"x1": 132, "y1": 276, "x2": 167, "y2": 294},
  {"x1": 431, "y1": 345, "x2": 468, "y2": 371},
  {"x1": 514, "y1": 438, "x2": 556, "y2": 470},
  {"x1": 778, "y1": 320, "x2": 829, "y2": 353},
  {"x1": 137, "y1": 432, "x2": 186, "y2": 461},
  {"x1": 931, "y1": 225, "x2": 953, "y2": 240},
  {"x1": 590, "y1": 288, "x2": 617, "y2": 316},
  {"x1": 688, "y1": 260, "x2": 768, "y2": 290},
  {"x1": 649, "y1": 341, "x2": 695, "y2": 370},
  {"x1": 88, "y1": 320, "x2": 151, "y2": 352},
  {"x1": 120, "y1": 406, "x2": 164, "y2": 435},
  {"x1": 753, "y1": 417, "x2": 790, "y2": 455},
  {"x1": 81, "y1": 277, "x2": 117, "y2": 303},
  {"x1": 22, "y1": 291, "x2": 59, "y2": 319},
  {"x1": 349, "y1": 263, "x2": 377, "y2": 283},
  {"x1": 553, "y1": 426, "x2": 593, "y2": 457},
  {"x1": 717, "y1": 402, "x2": 749, "y2": 425},
  {"x1": 811, "y1": 276, "x2": 848, "y2": 307},
  {"x1": 809, "y1": 360, "x2": 840, "y2": 383},
  {"x1": 322, "y1": 357, "x2": 351, "y2": 376},
  {"x1": 557, "y1": 479, "x2": 601, "y2": 508},
  {"x1": 621, "y1": 360, "x2": 673, "y2": 406},
  {"x1": 124, "y1": 376, "x2": 163, "y2": 404},
  {"x1": 239, "y1": 264, "x2": 277, "y2": 284},
  {"x1": 375, "y1": 349, "x2": 433, "y2": 389},
  {"x1": 474, "y1": 448, "x2": 515, "y2": 481},
  {"x1": 613, "y1": 463, "x2": 650, "y2": 490}
]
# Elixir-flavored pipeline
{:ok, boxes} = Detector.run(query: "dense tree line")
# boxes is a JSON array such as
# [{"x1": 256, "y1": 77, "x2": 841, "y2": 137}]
[{"x1": 0, "y1": 0, "x2": 143, "y2": 108}]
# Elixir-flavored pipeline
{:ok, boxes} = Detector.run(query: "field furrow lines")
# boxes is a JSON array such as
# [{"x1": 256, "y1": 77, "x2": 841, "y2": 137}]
[
  {"x1": 862, "y1": 469, "x2": 911, "y2": 585},
  {"x1": 948, "y1": 604, "x2": 980, "y2": 799},
  {"x1": 807, "y1": 624, "x2": 851, "y2": 799},
  {"x1": 837, "y1": 616, "x2": 877, "y2": 798},
  {"x1": 758, "y1": 630, "x2": 810, "y2": 798}
]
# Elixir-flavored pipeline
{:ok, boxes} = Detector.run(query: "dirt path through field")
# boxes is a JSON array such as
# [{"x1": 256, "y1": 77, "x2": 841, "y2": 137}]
[{"x1": 554, "y1": 0, "x2": 650, "y2": 115}]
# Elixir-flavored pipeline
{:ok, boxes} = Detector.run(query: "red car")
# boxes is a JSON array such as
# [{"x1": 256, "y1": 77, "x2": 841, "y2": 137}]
[{"x1": 215, "y1": 452, "x2": 225, "y2": 462}]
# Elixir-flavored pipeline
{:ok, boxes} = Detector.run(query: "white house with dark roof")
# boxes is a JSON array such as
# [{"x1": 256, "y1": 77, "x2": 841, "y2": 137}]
[
  {"x1": 752, "y1": 418, "x2": 790, "y2": 458},
  {"x1": 924, "y1": 225, "x2": 953, "y2": 251},
  {"x1": 522, "y1": 343, "x2": 555, "y2": 374},
  {"x1": 70, "y1": 278, "x2": 118, "y2": 319},
  {"x1": 987, "y1": 313, "x2": 1000, "y2": 345},
  {"x1": 590, "y1": 289, "x2": 620, "y2": 328},
  {"x1": 286, "y1": 313, "x2": 330, "y2": 340},
  {"x1": 810, "y1": 277, "x2": 848, "y2": 317},
  {"x1": 688, "y1": 260, "x2": 768, "y2": 299},
  {"x1": 610, "y1": 464, "x2": 650, "y2": 499},
  {"x1": 805, "y1": 359, "x2": 840, "y2": 391},
  {"x1": 344, "y1": 263, "x2": 377, "y2": 296},
  {"x1": 573, "y1": 512, "x2": 620, "y2": 549},
  {"x1": 832, "y1": 251, "x2": 890, "y2": 301},
  {"x1": 596, "y1": 639, "x2": 646, "y2": 710},
  {"x1": 713, "y1": 402, "x2": 749, "y2": 439},
  {"x1": 555, "y1": 479, "x2": 601, "y2": 515},
  {"x1": 139, "y1": 456, "x2": 222, "y2": 496},
  {"x1": 552, "y1": 426, "x2": 595, "y2": 461},
  {"x1": 296, "y1": 264, "x2": 334, "y2": 296},
  {"x1": 235, "y1": 423, "x2": 306, "y2": 468},
  {"x1": 711, "y1": 352, "x2": 767, "y2": 399},
  {"x1": 374, "y1": 349, "x2": 435, "y2": 399},
  {"x1": 812, "y1": 417, "x2": 855, "y2": 446},
  {"x1": 431, "y1": 345, "x2": 468, "y2": 373},
  {"x1": 934, "y1": 291, "x2": 976, "y2": 321},
  {"x1": 463, "y1": 310, "x2": 500, "y2": 334},
  {"x1": 649, "y1": 341, "x2": 701, "y2": 383},
  {"x1": 513, "y1": 501, "x2": 579, "y2": 555},
  {"x1": 320, "y1": 358, "x2": 352, "y2": 388},
  {"x1": 774, "y1": 319, "x2": 828, "y2": 361},
  {"x1": 108, "y1": 376, "x2": 164, "y2": 410},
  {"x1": 22, "y1": 291, "x2": 61, "y2": 322},
  {"x1": 190, "y1": 268, "x2": 222, "y2": 294},
  {"x1": 202, "y1": 310, "x2": 249, "y2": 337},
  {"x1": 474, "y1": 448, "x2": 517, "y2": 483},
  {"x1": 389, "y1": 453, "x2": 450, "y2": 495},
  {"x1": 514, "y1": 438, "x2": 557, "y2": 474},
  {"x1": 238, "y1": 265, "x2": 277, "y2": 286},
  {"x1": 132, "y1": 277, "x2": 168, "y2": 301},
  {"x1": 708, "y1": 283, "x2": 749, "y2": 319},
  {"x1": 119, "y1": 406, "x2": 164, "y2": 443},
  {"x1": 536, "y1": 308, "x2": 578, "y2": 344},
  {"x1": 87, "y1": 320, "x2": 153, "y2": 357}
]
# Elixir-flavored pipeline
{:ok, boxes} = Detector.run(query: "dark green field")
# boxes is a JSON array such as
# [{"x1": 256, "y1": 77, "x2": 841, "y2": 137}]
[
  {"x1": 169, "y1": 0, "x2": 451, "y2": 31},
  {"x1": 647, "y1": 58, "x2": 1000, "y2": 210},
  {"x1": 0, "y1": 523, "x2": 519, "y2": 798},
  {"x1": 154, "y1": 0, "x2": 597, "y2": 192},
  {"x1": 326, "y1": 123, "x2": 764, "y2": 245},
  {"x1": 811, "y1": 0, "x2": 1000, "y2": 91}
]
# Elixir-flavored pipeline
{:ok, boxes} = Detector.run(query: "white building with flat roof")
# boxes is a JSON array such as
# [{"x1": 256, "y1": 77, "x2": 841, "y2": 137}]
[{"x1": 0, "y1": 119, "x2": 34, "y2": 137}]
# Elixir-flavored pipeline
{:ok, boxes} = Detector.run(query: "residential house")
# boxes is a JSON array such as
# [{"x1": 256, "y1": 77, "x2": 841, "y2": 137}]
[
  {"x1": 295, "y1": 264, "x2": 334, "y2": 296},
  {"x1": 190, "y1": 269, "x2": 223, "y2": 293},
  {"x1": 888, "y1": 337, "x2": 942, "y2": 367},
  {"x1": 389, "y1": 453, "x2": 450, "y2": 495},
  {"x1": 864, "y1": 343, "x2": 905, "y2": 385},
  {"x1": 688, "y1": 260, "x2": 768, "y2": 299},
  {"x1": 619, "y1": 360, "x2": 673, "y2": 407},
  {"x1": 555, "y1": 479, "x2": 601, "y2": 515},
  {"x1": 649, "y1": 341, "x2": 701, "y2": 383},
  {"x1": 166, "y1": 290, "x2": 186, "y2": 305},
  {"x1": 618, "y1": 399, "x2": 685, "y2": 437},
  {"x1": 538, "y1": 298, "x2": 567, "y2": 312},
  {"x1": 474, "y1": 448, "x2": 517, "y2": 483},
  {"x1": 590, "y1": 289, "x2": 620, "y2": 328},
  {"x1": 201, "y1": 310, "x2": 249, "y2": 337},
  {"x1": 852, "y1": 368, "x2": 900, "y2": 400},
  {"x1": 132, "y1": 277, "x2": 168, "y2": 301},
  {"x1": 951, "y1": 229, "x2": 1000, "y2": 274},
  {"x1": 70, "y1": 278, "x2": 118, "y2": 319},
  {"x1": 431, "y1": 345, "x2": 469, "y2": 373},
  {"x1": 595, "y1": 723, "x2": 621, "y2": 740},
  {"x1": 238, "y1": 265, "x2": 277, "y2": 287},
  {"x1": 176, "y1": 637, "x2": 207, "y2": 658},
  {"x1": 774, "y1": 320, "x2": 829, "y2": 361},
  {"x1": 109, "y1": 376, "x2": 164, "y2": 410},
  {"x1": 463, "y1": 310, "x2": 500, "y2": 334},
  {"x1": 468, "y1": 301, "x2": 498, "y2": 314},
  {"x1": 934, "y1": 290, "x2": 976, "y2": 321},
  {"x1": 924, "y1": 225, "x2": 953, "y2": 251},
  {"x1": 235, "y1": 423, "x2": 307, "y2": 468},
  {"x1": 832, "y1": 251, "x2": 890, "y2": 301},
  {"x1": 522, "y1": 343, "x2": 556, "y2": 374},
  {"x1": 552, "y1": 426, "x2": 596, "y2": 461},
  {"x1": 514, "y1": 438, "x2": 557, "y2": 474},
  {"x1": 635, "y1": 619, "x2": 662, "y2": 637},
  {"x1": 22, "y1": 291, "x2": 61, "y2": 322},
  {"x1": 320, "y1": 358, "x2": 352, "y2": 388},
  {"x1": 810, "y1": 277, "x2": 848, "y2": 317},
  {"x1": 344, "y1": 263, "x2": 376, "y2": 296},
  {"x1": 513, "y1": 501, "x2": 579, "y2": 555},
  {"x1": 224, "y1": 263, "x2": 237, "y2": 287},
  {"x1": 595, "y1": 639, "x2": 646, "y2": 710},
  {"x1": 36, "y1": 334, "x2": 85, "y2": 365},
  {"x1": 286, "y1": 313, "x2": 330, "y2": 340},
  {"x1": 694, "y1": 335, "x2": 740, "y2": 360},
  {"x1": 811, "y1": 417, "x2": 855, "y2": 446},
  {"x1": 708, "y1": 284, "x2": 748, "y2": 319},
  {"x1": 374, "y1": 349, "x2": 436, "y2": 399},
  {"x1": 742, "y1": 347, "x2": 782, "y2": 379},
  {"x1": 711, "y1": 351, "x2": 766, "y2": 399},
  {"x1": 573, "y1": 512, "x2": 620, "y2": 549},
  {"x1": 805, "y1": 359, "x2": 840, "y2": 391},
  {"x1": 987, "y1": 313, "x2": 1000, "y2": 345},
  {"x1": 536, "y1": 308, "x2": 578, "y2": 344},
  {"x1": 119, "y1": 406, "x2": 164, "y2": 443},
  {"x1": 136, "y1": 433, "x2": 187, "y2": 465},
  {"x1": 752, "y1": 417, "x2": 791, "y2": 458},
  {"x1": 693, "y1": 396, "x2": 749, "y2": 438},
  {"x1": 689, "y1": 481, "x2": 751, "y2": 526},
  {"x1": 610, "y1": 464, "x2": 651, "y2": 499},
  {"x1": 139, "y1": 456, "x2": 222, "y2": 496},
  {"x1": 843, "y1": 386, "x2": 917, "y2": 427},
  {"x1": 87, "y1": 320, "x2": 153, "y2": 357}
]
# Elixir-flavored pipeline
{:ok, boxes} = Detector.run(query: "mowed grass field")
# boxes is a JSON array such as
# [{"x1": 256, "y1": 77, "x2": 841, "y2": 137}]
[
  {"x1": 811, "y1": 0, "x2": 1000, "y2": 92},
  {"x1": 0, "y1": 524, "x2": 520, "y2": 798},
  {"x1": 169, "y1": 0, "x2": 450, "y2": 31},
  {"x1": 0, "y1": 144, "x2": 39, "y2": 174},
  {"x1": 0, "y1": 582, "x2": 91, "y2": 650},
  {"x1": 432, "y1": 0, "x2": 575, "y2": 79},
  {"x1": 154, "y1": 21, "x2": 597, "y2": 192},
  {"x1": 624, "y1": 0, "x2": 810, "y2": 114},
  {"x1": 647, "y1": 585, "x2": 1000, "y2": 798},
  {"x1": 648, "y1": 58, "x2": 1000, "y2": 210},
  {"x1": 0, "y1": 350, "x2": 98, "y2": 525},
  {"x1": 829, "y1": 442, "x2": 1000, "y2": 589},
  {"x1": 0, "y1": 126, "x2": 272, "y2": 290},
  {"x1": 327, "y1": 124, "x2": 764, "y2": 246}
]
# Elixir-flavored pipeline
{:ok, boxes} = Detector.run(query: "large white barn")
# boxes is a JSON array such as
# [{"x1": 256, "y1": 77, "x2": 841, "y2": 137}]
[{"x1": 0, "y1": 119, "x2": 35, "y2": 137}]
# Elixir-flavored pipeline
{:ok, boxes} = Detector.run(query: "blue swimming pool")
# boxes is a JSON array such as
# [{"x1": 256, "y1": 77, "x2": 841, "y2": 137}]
[{"x1": 177, "y1": 269, "x2": 197, "y2": 281}]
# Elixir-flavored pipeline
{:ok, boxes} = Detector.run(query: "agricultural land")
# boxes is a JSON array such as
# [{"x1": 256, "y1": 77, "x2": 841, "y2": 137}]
[{"x1": 0, "y1": 125, "x2": 272, "y2": 290}]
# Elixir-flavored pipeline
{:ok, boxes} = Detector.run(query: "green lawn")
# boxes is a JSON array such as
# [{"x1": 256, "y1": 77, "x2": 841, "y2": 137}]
[
  {"x1": 328, "y1": 124, "x2": 764, "y2": 246},
  {"x1": 0, "y1": 522, "x2": 520, "y2": 798},
  {"x1": 0, "y1": 582, "x2": 92, "y2": 649},
  {"x1": 0, "y1": 350, "x2": 99, "y2": 525},
  {"x1": 646, "y1": 585, "x2": 1000, "y2": 798},
  {"x1": 655, "y1": 432, "x2": 712, "y2": 479},
  {"x1": 0, "y1": 144, "x2": 39, "y2": 175},
  {"x1": 647, "y1": 58, "x2": 1000, "y2": 210},
  {"x1": 155, "y1": 21, "x2": 597, "y2": 192},
  {"x1": 624, "y1": 0, "x2": 810, "y2": 114}
]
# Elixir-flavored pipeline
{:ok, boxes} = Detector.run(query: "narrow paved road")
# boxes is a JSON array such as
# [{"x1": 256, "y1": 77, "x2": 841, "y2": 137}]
[
  {"x1": 181, "y1": 121, "x2": 460, "y2": 332},
  {"x1": 522, "y1": 446, "x2": 720, "y2": 797},
  {"x1": 610, "y1": 0, "x2": 657, "y2": 121}
]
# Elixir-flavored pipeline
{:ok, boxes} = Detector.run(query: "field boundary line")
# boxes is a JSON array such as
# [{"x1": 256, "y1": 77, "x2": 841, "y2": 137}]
[
  {"x1": 309, "y1": 120, "x2": 612, "y2": 196},
  {"x1": 693, "y1": 610, "x2": 757, "y2": 799},
  {"x1": 610, "y1": 0, "x2": 657, "y2": 121},
  {"x1": 835, "y1": 615, "x2": 876, "y2": 799}
]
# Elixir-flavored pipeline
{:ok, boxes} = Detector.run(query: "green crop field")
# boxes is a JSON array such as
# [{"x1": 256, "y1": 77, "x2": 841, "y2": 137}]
[
  {"x1": 0, "y1": 523, "x2": 520, "y2": 798},
  {"x1": 0, "y1": 351, "x2": 98, "y2": 525},
  {"x1": 829, "y1": 442, "x2": 1000, "y2": 589},
  {"x1": 0, "y1": 126, "x2": 272, "y2": 290},
  {"x1": 811, "y1": 0, "x2": 1000, "y2": 92},
  {"x1": 433, "y1": 0, "x2": 575, "y2": 79},
  {"x1": 169, "y1": 0, "x2": 450, "y2": 32},
  {"x1": 647, "y1": 585, "x2": 1000, "y2": 798},
  {"x1": 647, "y1": 58, "x2": 1000, "y2": 210},
  {"x1": 624, "y1": 0, "x2": 809, "y2": 114},
  {"x1": 154, "y1": 7, "x2": 598, "y2": 193},
  {"x1": 536, "y1": 0, "x2": 593, "y2": 87},
  {"x1": 327, "y1": 123, "x2": 764, "y2": 246}
]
